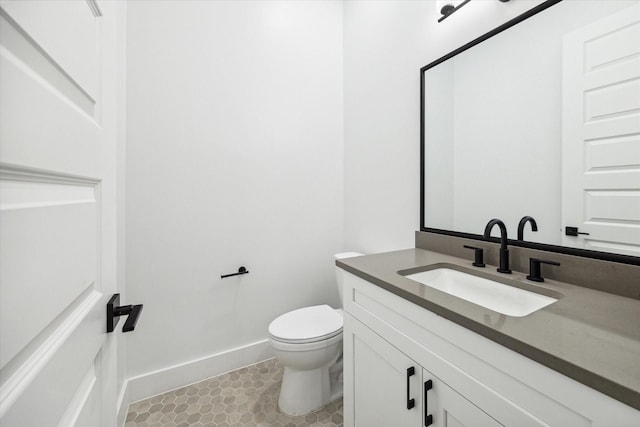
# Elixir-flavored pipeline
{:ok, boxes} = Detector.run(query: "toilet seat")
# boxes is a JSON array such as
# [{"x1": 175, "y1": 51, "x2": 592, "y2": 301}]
[{"x1": 268, "y1": 305, "x2": 343, "y2": 344}]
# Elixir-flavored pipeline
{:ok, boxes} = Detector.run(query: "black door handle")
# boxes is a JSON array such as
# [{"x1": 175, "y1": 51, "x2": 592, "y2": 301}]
[
  {"x1": 565, "y1": 226, "x2": 590, "y2": 236},
  {"x1": 424, "y1": 379, "x2": 433, "y2": 426},
  {"x1": 406, "y1": 367, "x2": 415, "y2": 409},
  {"x1": 107, "y1": 294, "x2": 143, "y2": 333},
  {"x1": 122, "y1": 304, "x2": 143, "y2": 332}
]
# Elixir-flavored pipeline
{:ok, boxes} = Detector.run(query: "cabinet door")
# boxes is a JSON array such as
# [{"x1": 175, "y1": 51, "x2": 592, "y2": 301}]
[
  {"x1": 423, "y1": 367, "x2": 502, "y2": 427},
  {"x1": 346, "y1": 314, "x2": 423, "y2": 427}
]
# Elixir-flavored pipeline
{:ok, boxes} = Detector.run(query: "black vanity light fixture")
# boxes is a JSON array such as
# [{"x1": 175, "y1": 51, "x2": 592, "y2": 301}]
[
  {"x1": 438, "y1": 0, "x2": 511, "y2": 23},
  {"x1": 437, "y1": 0, "x2": 470, "y2": 22}
]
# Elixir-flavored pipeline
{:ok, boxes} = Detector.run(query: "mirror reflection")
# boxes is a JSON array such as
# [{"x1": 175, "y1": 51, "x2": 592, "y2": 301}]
[{"x1": 422, "y1": 0, "x2": 640, "y2": 257}]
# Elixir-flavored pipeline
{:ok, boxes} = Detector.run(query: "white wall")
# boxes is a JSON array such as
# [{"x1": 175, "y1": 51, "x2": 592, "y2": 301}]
[
  {"x1": 343, "y1": 0, "x2": 548, "y2": 253},
  {"x1": 126, "y1": 0, "x2": 343, "y2": 389}
]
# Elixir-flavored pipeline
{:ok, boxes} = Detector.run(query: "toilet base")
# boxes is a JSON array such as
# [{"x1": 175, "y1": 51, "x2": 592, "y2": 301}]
[
  {"x1": 278, "y1": 366, "x2": 327, "y2": 416},
  {"x1": 278, "y1": 361, "x2": 343, "y2": 416},
  {"x1": 329, "y1": 353, "x2": 343, "y2": 402}
]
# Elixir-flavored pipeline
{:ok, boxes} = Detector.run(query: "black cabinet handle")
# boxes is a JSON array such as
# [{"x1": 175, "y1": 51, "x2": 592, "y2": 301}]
[
  {"x1": 406, "y1": 367, "x2": 415, "y2": 409},
  {"x1": 424, "y1": 379, "x2": 433, "y2": 426}
]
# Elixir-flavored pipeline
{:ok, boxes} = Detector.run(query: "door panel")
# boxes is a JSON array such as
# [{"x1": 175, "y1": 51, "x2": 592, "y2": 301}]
[
  {"x1": 423, "y1": 368, "x2": 502, "y2": 427},
  {"x1": 0, "y1": 175, "x2": 98, "y2": 369},
  {"x1": 0, "y1": 0, "x2": 99, "y2": 100},
  {"x1": 1, "y1": 296, "x2": 103, "y2": 425},
  {"x1": 348, "y1": 315, "x2": 422, "y2": 427},
  {"x1": 0, "y1": 9, "x2": 99, "y2": 171},
  {"x1": 0, "y1": 1, "x2": 122, "y2": 425},
  {"x1": 562, "y1": 4, "x2": 640, "y2": 255},
  {"x1": 58, "y1": 363, "x2": 101, "y2": 427}
]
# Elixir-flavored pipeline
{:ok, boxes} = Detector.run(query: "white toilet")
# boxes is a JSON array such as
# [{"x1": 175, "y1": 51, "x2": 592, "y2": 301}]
[{"x1": 267, "y1": 252, "x2": 362, "y2": 416}]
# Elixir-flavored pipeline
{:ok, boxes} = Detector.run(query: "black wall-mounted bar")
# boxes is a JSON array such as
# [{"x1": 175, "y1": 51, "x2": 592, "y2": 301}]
[{"x1": 221, "y1": 266, "x2": 249, "y2": 279}]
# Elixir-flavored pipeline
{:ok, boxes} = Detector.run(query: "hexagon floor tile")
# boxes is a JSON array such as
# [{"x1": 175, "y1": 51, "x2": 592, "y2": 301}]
[{"x1": 125, "y1": 358, "x2": 343, "y2": 427}]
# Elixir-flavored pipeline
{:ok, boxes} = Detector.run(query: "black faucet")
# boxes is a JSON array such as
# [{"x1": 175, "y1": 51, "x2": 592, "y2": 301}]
[
  {"x1": 517, "y1": 216, "x2": 538, "y2": 241},
  {"x1": 483, "y1": 218, "x2": 512, "y2": 274}
]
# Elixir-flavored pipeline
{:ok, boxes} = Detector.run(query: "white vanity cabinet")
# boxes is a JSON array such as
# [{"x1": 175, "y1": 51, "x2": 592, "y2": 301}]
[
  {"x1": 341, "y1": 270, "x2": 640, "y2": 427},
  {"x1": 348, "y1": 313, "x2": 501, "y2": 427}
]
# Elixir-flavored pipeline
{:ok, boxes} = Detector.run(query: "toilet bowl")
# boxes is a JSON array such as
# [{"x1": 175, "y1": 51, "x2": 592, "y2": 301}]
[{"x1": 267, "y1": 252, "x2": 362, "y2": 416}]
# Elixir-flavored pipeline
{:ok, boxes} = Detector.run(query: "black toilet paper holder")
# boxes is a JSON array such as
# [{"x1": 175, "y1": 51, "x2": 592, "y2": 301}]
[{"x1": 221, "y1": 266, "x2": 249, "y2": 279}]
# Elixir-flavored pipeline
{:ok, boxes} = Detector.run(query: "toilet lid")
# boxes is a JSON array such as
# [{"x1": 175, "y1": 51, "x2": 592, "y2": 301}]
[{"x1": 268, "y1": 305, "x2": 343, "y2": 344}]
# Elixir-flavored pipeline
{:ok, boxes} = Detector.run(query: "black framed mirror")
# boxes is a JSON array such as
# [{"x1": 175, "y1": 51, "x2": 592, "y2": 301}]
[{"x1": 420, "y1": 0, "x2": 640, "y2": 266}]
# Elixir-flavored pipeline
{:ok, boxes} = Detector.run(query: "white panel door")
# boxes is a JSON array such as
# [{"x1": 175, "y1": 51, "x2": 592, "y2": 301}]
[
  {"x1": 422, "y1": 367, "x2": 502, "y2": 427},
  {"x1": 0, "y1": 1, "x2": 124, "y2": 426},
  {"x1": 345, "y1": 314, "x2": 423, "y2": 427},
  {"x1": 562, "y1": 3, "x2": 640, "y2": 256}
]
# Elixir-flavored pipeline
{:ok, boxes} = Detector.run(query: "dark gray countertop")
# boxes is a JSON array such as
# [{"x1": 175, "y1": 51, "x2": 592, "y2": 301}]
[{"x1": 337, "y1": 248, "x2": 640, "y2": 411}]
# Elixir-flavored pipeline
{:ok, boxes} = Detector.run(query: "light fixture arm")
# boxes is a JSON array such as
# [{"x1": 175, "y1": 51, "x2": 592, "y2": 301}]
[{"x1": 437, "y1": 0, "x2": 512, "y2": 23}]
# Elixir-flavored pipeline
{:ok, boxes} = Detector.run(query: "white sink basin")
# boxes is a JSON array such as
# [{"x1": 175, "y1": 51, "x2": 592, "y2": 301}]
[{"x1": 404, "y1": 268, "x2": 557, "y2": 317}]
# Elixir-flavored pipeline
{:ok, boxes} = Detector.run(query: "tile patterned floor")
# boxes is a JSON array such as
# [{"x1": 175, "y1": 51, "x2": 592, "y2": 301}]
[{"x1": 125, "y1": 358, "x2": 343, "y2": 427}]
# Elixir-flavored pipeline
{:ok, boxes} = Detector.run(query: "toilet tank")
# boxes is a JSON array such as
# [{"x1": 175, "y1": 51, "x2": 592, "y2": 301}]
[{"x1": 334, "y1": 252, "x2": 363, "y2": 307}]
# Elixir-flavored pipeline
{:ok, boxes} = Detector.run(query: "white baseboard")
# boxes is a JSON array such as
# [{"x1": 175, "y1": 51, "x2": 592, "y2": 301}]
[{"x1": 123, "y1": 339, "x2": 273, "y2": 408}]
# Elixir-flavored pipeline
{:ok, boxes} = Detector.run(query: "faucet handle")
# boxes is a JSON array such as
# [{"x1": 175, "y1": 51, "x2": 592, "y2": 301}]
[
  {"x1": 527, "y1": 258, "x2": 560, "y2": 282},
  {"x1": 463, "y1": 245, "x2": 486, "y2": 267}
]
